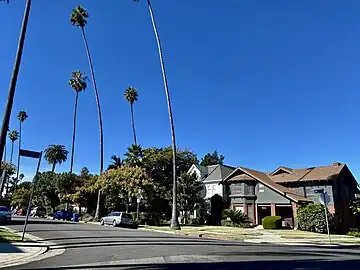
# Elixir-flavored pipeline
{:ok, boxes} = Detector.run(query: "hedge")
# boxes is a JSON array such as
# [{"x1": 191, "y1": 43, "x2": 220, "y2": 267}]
[
  {"x1": 297, "y1": 203, "x2": 335, "y2": 234},
  {"x1": 262, "y1": 216, "x2": 282, "y2": 229}
]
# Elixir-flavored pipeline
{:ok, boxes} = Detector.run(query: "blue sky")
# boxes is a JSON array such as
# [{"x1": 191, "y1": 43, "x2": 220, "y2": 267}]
[{"x1": 1, "y1": 1, "x2": 360, "y2": 181}]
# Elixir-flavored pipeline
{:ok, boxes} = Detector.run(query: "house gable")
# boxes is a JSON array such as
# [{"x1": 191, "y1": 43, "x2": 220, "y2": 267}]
[
  {"x1": 221, "y1": 167, "x2": 310, "y2": 203},
  {"x1": 270, "y1": 166, "x2": 294, "y2": 176}
]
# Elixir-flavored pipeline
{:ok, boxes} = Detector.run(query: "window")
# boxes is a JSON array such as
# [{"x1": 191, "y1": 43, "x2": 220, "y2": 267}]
[
  {"x1": 0, "y1": 206, "x2": 9, "y2": 211},
  {"x1": 212, "y1": 185, "x2": 217, "y2": 194},
  {"x1": 122, "y1": 213, "x2": 132, "y2": 219},
  {"x1": 259, "y1": 183, "x2": 265, "y2": 193}
]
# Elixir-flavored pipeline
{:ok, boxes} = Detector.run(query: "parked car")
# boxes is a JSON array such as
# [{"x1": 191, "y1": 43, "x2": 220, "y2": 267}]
[
  {"x1": 30, "y1": 207, "x2": 46, "y2": 218},
  {"x1": 17, "y1": 208, "x2": 25, "y2": 216},
  {"x1": 0, "y1": 206, "x2": 11, "y2": 223},
  {"x1": 53, "y1": 210, "x2": 72, "y2": 221},
  {"x1": 100, "y1": 211, "x2": 133, "y2": 227}
]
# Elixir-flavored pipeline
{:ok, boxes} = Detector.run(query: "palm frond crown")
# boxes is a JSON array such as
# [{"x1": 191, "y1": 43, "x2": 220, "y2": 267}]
[
  {"x1": 44, "y1": 144, "x2": 69, "y2": 165},
  {"x1": 8, "y1": 130, "x2": 19, "y2": 142},
  {"x1": 69, "y1": 70, "x2": 87, "y2": 92},
  {"x1": 17, "y1": 111, "x2": 28, "y2": 122},
  {"x1": 124, "y1": 87, "x2": 138, "y2": 105},
  {"x1": 70, "y1": 5, "x2": 88, "y2": 28}
]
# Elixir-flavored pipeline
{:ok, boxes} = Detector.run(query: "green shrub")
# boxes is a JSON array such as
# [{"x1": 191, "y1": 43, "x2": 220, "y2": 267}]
[
  {"x1": 223, "y1": 209, "x2": 250, "y2": 225},
  {"x1": 221, "y1": 220, "x2": 233, "y2": 227},
  {"x1": 143, "y1": 212, "x2": 162, "y2": 226},
  {"x1": 347, "y1": 230, "x2": 360, "y2": 237},
  {"x1": 297, "y1": 203, "x2": 335, "y2": 234},
  {"x1": 262, "y1": 216, "x2": 282, "y2": 229}
]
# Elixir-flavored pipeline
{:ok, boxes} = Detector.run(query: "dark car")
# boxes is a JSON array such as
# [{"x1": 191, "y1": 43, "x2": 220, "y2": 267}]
[
  {"x1": 0, "y1": 206, "x2": 11, "y2": 223},
  {"x1": 53, "y1": 210, "x2": 72, "y2": 221}
]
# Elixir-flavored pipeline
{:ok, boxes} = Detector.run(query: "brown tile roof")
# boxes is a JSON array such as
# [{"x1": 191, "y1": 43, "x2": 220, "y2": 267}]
[
  {"x1": 222, "y1": 166, "x2": 311, "y2": 203},
  {"x1": 268, "y1": 163, "x2": 345, "y2": 183}
]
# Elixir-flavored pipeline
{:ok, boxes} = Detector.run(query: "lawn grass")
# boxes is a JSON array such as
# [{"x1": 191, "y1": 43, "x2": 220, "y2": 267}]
[
  {"x1": 142, "y1": 225, "x2": 263, "y2": 239},
  {"x1": 0, "y1": 228, "x2": 23, "y2": 242}
]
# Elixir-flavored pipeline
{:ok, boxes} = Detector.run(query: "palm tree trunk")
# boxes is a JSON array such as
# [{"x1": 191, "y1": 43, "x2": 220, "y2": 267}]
[
  {"x1": 69, "y1": 91, "x2": 79, "y2": 174},
  {"x1": 0, "y1": 144, "x2": 7, "y2": 197},
  {"x1": 16, "y1": 121, "x2": 22, "y2": 181},
  {"x1": 0, "y1": 0, "x2": 32, "y2": 166},
  {"x1": 51, "y1": 162, "x2": 56, "y2": 173},
  {"x1": 146, "y1": 0, "x2": 179, "y2": 229},
  {"x1": 10, "y1": 141, "x2": 14, "y2": 164},
  {"x1": 80, "y1": 27, "x2": 104, "y2": 221},
  {"x1": 130, "y1": 103, "x2": 137, "y2": 145}
]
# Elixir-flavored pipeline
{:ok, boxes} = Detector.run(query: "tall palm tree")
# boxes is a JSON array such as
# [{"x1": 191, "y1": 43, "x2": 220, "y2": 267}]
[
  {"x1": 68, "y1": 70, "x2": 87, "y2": 174},
  {"x1": 107, "y1": 155, "x2": 122, "y2": 170},
  {"x1": 8, "y1": 130, "x2": 19, "y2": 164},
  {"x1": 124, "y1": 87, "x2": 139, "y2": 145},
  {"x1": 44, "y1": 145, "x2": 68, "y2": 172},
  {"x1": 70, "y1": 5, "x2": 104, "y2": 221},
  {"x1": 16, "y1": 110, "x2": 28, "y2": 180},
  {"x1": 133, "y1": 0, "x2": 180, "y2": 229},
  {"x1": 0, "y1": 0, "x2": 32, "y2": 166}
]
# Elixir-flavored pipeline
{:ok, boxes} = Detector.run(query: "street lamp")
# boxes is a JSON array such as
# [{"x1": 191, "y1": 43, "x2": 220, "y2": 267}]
[{"x1": 314, "y1": 188, "x2": 331, "y2": 243}]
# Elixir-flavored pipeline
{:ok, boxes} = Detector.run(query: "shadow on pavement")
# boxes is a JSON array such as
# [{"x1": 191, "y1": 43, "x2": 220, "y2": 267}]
[
  {"x1": 29, "y1": 259, "x2": 360, "y2": 269},
  {"x1": 9, "y1": 219, "x2": 71, "y2": 226},
  {"x1": 0, "y1": 243, "x2": 23, "y2": 254}
]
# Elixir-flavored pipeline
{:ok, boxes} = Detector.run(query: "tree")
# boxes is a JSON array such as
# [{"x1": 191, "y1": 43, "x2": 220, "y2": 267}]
[
  {"x1": 35, "y1": 172, "x2": 61, "y2": 213},
  {"x1": 11, "y1": 184, "x2": 31, "y2": 210},
  {"x1": 123, "y1": 144, "x2": 143, "y2": 167},
  {"x1": 124, "y1": 87, "x2": 139, "y2": 145},
  {"x1": 0, "y1": 161, "x2": 16, "y2": 196},
  {"x1": 16, "y1": 110, "x2": 28, "y2": 180},
  {"x1": 69, "y1": 167, "x2": 97, "y2": 215},
  {"x1": 44, "y1": 145, "x2": 68, "y2": 172},
  {"x1": 8, "y1": 130, "x2": 19, "y2": 164},
  {"x1": 68, "y1": 70, "x2": 87, "y2": 174},
  {"x1": 107, "y1": 155, "x2": 123, "y2": 170},
  {"x1": 178, "y1": 172, "x2": 203, "y2": 224},
  {"x1": 133, "y1": 0, "x2": 179, "y2": 229},
  {"x1": 96, "y1": 166, "x2": 153, "y2": 212},
  {"x1": 9, "y1": 173, "x2": 24, "y2": 193},
  {"x1": 141, "y1": 147, "x2": 198, "y2": 219},
  {"x1": 0, "y1": 0, "x2": 32, "y2": 167},
  {"x1": 200, "y1": 151, "x2": 225, "y2": 166},
  {"x1": 70, "y1": 5, "x2": 104, "y2": 221}
]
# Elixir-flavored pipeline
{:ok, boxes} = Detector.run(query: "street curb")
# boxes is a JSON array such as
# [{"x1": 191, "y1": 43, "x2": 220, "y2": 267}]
[
  {"x1": 243, "y1": 239, "x2": 360, "y2": 247},
  {"x1": 1, "y1": 226, "x2": 66, "y2": 269}
]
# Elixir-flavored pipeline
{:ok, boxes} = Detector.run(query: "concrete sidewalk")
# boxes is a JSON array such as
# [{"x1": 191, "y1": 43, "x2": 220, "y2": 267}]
[
  {"x1": 0, "y1": 226, "x2": 65, "y2": 269},
  {"x1": 0, "y1": 242, "x2": 48, "y2": 269}
]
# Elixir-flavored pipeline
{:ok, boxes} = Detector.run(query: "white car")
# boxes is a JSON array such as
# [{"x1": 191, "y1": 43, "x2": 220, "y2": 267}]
[
  {"x1": 0, "y1": 206, "x2": 11, "y2": 223},
  {"x1": 100, "y1": 211, "x2": 133, "y2": 227},
  {"x1": 30, "y1": 207, "x2": 46, "y2": 218}
]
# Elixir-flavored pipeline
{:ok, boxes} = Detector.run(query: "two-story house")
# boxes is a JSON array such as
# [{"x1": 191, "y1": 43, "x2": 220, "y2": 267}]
[
  {"x1": 188, "y1": 164, "x2": 235, "y2": 201},
  {"x1": 220, "y1": 162, "x2": 358, "y2": 231}
]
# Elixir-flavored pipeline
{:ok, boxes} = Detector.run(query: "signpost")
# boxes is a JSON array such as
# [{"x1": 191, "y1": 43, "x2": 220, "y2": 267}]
[
  {"x1": 136, "y1": 189, "x2": 143, "y2": 220},
  {"x1": 20, "y1": 149, "x2": 42, "y2": 241},
  {"x1": 314, "y1": 188, "x2": 331, "y2": 243}
]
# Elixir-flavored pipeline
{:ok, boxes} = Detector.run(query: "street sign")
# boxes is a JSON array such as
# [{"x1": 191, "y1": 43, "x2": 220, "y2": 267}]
[{"x1": 19, "y1": 149, "x2": 41, "y2": 159}]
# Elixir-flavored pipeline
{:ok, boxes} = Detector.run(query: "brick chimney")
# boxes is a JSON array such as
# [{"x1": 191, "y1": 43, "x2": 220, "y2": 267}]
[{"x1": 332, "y1": 162, "x2": 342, "y2": 167}]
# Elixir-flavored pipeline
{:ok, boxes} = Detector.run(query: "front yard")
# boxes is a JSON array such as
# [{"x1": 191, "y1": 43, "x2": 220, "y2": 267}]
[
  {"x1": 140, "y1": 225, "x2": 360, "y2": 244},
  {"x1": 0, "y1": 227, "x2": 23, "y2": 242},
  {"x1": 141, "y1": 225, "x2": 262, "y2": 240}
]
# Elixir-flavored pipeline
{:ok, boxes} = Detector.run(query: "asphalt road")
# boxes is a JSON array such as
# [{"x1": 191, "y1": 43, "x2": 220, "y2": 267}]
[{"x1": 4, "y1": 217, "x2": 360, "y2": 269}]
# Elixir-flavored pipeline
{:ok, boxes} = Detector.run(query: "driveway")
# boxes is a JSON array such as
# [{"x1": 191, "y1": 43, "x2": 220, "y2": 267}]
[{"x1": 4, "y1": 217, "x2": 360, "y2": 269}]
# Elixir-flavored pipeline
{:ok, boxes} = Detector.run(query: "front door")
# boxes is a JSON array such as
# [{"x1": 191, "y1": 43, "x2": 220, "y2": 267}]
[{"x1": 257, "y1": 205, "x2": 271, "y2": 224}]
